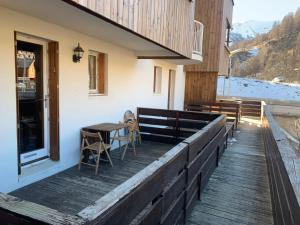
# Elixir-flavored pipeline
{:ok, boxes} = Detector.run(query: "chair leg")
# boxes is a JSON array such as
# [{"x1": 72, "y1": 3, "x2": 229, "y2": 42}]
[
  {"x1": 95, "y1": 150, "x2": 101, "y2": 175},
  {"x1": 121, "y1": 143, "x2": 129, "y2": 160},
  {"x1": 132, "y1": 139, "x2": 136, "y2": 156},
  {"x1": 138, "y1": 132, "x2": 142, "y2": 144},
  {"x1": 105, "y1": 149, "x2": 114, "y2": 167},
  {"x1": 78, "y1": 148, "x2": 84, "y2": 171}
]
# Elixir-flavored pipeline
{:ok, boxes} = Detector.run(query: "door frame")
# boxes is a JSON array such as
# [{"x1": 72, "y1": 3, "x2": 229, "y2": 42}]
[
  {"x1": 14, "y1": 32, "x2": 60, "y2": 174},
  {"x1": 167, "y1": 69, "x2": 176, "y2": 110},
  {"x1": 16, "y1": 34, "x2": 50, "y2": 166}
]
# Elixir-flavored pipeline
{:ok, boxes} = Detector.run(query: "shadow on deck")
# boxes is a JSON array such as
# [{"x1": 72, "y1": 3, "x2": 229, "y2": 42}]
[
  {"x1": 11, "y1": 141, "x2": 173, "y2": 215},
  {"x1": 187, "y1": 119, "x2": 274, "y2": 225}
]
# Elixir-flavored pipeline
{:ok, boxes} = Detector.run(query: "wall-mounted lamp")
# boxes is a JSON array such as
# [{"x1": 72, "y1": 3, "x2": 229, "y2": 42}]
[{"x1": 73, "y1": 43, "x2": 84, "y2": 63}]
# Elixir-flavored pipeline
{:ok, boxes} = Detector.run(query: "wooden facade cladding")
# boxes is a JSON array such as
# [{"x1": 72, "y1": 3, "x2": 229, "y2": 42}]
[
  {"x1": 184, "y1": 72, "x2": 218, "y2": 104},
  {"x1": 185, "y1": 0, "x2": 233, "y2": 74},
  {"x1": 184, "y1": 0, "x2": 233, "y2": 104},
  {"x1": 67, "y1": 0, "x2": 195, "y2": 58}
]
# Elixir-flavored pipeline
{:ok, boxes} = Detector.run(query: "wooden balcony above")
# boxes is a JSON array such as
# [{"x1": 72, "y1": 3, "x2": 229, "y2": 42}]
[
  {"x1": 0, "y1": 0, "x2": 201, "y2": 63},
  {"x1": 67, "y1": 0, "x2": 196, "y2": 59}
]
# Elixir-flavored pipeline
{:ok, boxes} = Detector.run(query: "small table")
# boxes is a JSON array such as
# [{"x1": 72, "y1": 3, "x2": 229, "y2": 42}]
[
  {"x1": 81, "y1": 123, "x2": 128, "y2": 162},
  {"x1": 82, "y1": 122, "x2": 127, "y2": 145}
]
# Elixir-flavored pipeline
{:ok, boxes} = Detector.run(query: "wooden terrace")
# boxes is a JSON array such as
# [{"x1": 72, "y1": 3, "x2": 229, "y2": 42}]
[
  {"x1": 188, "y1": 120, "x2": 273, "y2": 225},
  {"x1": 11, "y1": 141, "x2": 173, "y2": 215},
  {"x1": 1, "y1": 105, "x2": 300, "y2": 225}
]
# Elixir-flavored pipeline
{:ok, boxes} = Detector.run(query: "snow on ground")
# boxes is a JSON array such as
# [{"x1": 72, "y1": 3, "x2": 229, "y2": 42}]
[{"x1": 217, "y1": 76, "x2": 300, "y2": 101}]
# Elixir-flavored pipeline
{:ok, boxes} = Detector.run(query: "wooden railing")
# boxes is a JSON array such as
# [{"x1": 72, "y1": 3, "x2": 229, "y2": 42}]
[
  {"x1": 0, "y1": 108, "x2": 229, "y2": 225},
  {"x1": 137, "y1": 107, "x2": 218, "y2": 144},
  {"x1": 78, "y1": 108, "x2": 227, "y2": 225},
  {"x1": 185, "y1": 102, "x2": 240, "y2": 128},
  {"x1": 193, "y1": 20, "x2": 204, "y2": 56},
  {"x1": 262, "y1": 106, "x2": 300, "y2": 225},
  {"x1": 240, "y1": 100, "x2": 262, "y2": 117}
]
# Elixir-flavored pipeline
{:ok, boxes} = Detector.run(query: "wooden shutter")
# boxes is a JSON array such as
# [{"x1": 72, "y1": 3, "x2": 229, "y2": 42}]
[
  {"x1": 48, "y1": 42, "x2": 60, "y2": 161},
  {"x1": 98, "y1": 53, "x2": 105, "y2": 94}
]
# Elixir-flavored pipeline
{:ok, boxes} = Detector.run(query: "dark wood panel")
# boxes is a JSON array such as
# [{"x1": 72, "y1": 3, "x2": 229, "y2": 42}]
[
  {"x1": 93, "y1": 168, "x2": 165, "y2": 225},
  {"x1": 263, "y1": 107, "x2": 300, "y2": 225},
  {"x1": 162, "y1": 171, "x2": 187, "y2": 215},
  {"x1": 141, "y1": 134, "x2": 180, "y2": 145},
  {"x1": 48, "y1": 41, "x2": 60, "y2": 161},
  {"x1": 139, "y1": 126, "x2": 177, "y2": 137},
  {"x1": 138, "y1": 117, "x2": 176, "y2": 127},
  {"x1": 160, "y1": 191, "x2": 185, "y2": 225},
  {"x1": 131, "y1": 198, "x2": 163, "y2": 225},
  {"x1": 177, "y1": 121, "x2": 207, "y2": 130},
  {"x1": 138, "y1": 108, "x2": 177, "y2": 118}
]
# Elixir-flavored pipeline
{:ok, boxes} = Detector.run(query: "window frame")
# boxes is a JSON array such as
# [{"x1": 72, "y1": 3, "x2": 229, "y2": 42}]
[
  {"x1": 88, "y1": 50, "x2": 107, "y2": 96},
  {"x1": 225, "y1": 19, "x2": 231, "y2": 47},
  {"x1": 153, "y1": 66, "x2": 162, "y2": 95},
  {"x1": 88, "y1": 50, "x2": 99, "y2": 94}
]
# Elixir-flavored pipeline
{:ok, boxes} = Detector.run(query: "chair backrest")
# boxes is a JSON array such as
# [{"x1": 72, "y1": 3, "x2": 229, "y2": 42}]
[
  {"x1": 81, "y1": 130, "x2": 104, "y2": 143},
  {"x1": 124, "y1": 110, "x2": 136, "y2": 123}
]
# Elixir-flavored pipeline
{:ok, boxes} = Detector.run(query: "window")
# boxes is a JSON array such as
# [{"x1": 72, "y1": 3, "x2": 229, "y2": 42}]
[
  {"x1": 153, "y1": 66, "x2": 162, "y2": 94},
  {"x1": 88, "y1": 50, "x2": 106, "y2": 95},
  {"x1": 225, "y1": 19, "x2": 231, "y2": 47}
]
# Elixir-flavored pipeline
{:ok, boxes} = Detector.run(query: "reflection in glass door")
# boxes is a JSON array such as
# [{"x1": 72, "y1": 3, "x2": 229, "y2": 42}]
[{"x1": 16, "y1": 36, "x2": 49, "y2": 165}]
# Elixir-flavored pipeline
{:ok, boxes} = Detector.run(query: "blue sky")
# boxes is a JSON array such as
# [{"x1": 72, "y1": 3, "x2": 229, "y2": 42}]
[{"x1": 233, "y1": 0, "x2": 300, "y2": 23}]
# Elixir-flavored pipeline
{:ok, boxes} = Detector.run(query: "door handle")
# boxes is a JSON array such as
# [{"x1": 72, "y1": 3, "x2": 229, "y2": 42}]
[{"x1": 44, "y1": 95, "x2": 49, "y2": 108}]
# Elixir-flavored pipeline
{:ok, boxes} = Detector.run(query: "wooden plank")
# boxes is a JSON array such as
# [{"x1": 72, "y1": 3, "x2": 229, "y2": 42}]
[
  {"x1": 138, "y1": 108, "x2": 177, "y2": 118},
  {"x1": 130, "y1": 197, "x2": 163, "y2": 225},
  {"x1": 48, "y1": 41, "x2": 60, "y2": 161},
  {"x1": 162, "y1": 171, "x2": 187, "y2": 215},
  {"x1": 177, "y1": 120, "x2": 207, "y2": 130},
  {"x1": 67, "y1": 0, "x2": 195, "y2": 57},
  {"x1": 263, "y1": 106, "x2": 300, "y2": 225},
  {"x1": 0, "y1": 194, "x2": 85, "y2": 225},
  {"x1": 141, "y1": 134, "x2": 180, "y2": 145},
  {"x1": 138, "y1": 117, "x2": 176, "y2": 127},
  {"x1": 187, "y1": 121, "x2": 274, "y2": 225},
  {"x1": 139, "y1": 126, "x2": 177, "y2": 137},
  {"x1": 160, "y1": 191, "x2": 185, "y2": 225},
  {"x1": 98, "y1": 52, "x2": 105, "y2": 94}
]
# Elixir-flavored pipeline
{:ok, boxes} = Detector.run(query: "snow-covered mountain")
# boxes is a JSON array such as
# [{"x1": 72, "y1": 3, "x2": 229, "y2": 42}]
[{"x1": 231, "y1": 20, "x2": 275, "y2": 40}]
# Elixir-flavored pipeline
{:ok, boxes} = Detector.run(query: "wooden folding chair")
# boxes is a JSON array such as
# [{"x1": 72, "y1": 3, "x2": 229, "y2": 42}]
[
  {"x1": 123, "y1": 111, "x2": 142, "y2": 144},
  {"x1": 113, "y1": 122, "x2": 137, "y2": 160},
  {"x1": 78, "y1": 130, "x2": 113, "y2": 175}
]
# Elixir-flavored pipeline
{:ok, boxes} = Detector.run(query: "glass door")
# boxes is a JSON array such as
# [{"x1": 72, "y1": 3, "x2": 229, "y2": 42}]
[{"x1": 16, "y1": 35, "x2": 49, "y2": 165}]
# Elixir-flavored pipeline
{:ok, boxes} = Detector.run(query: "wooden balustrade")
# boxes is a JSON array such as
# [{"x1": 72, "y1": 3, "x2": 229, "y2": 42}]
[
  {"x1": 0, "y1": 108, "x2": 229, "y2": 225},
  {"x1": 185, "y1": 102, "x2": 240, "y2": 128},
  {"x1": 262, "y1": 106, "x2": 300, "y2": 225}
]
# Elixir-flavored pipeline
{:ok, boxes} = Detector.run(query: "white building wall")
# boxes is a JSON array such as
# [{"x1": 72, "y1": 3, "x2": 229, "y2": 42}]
[{"x1": 0, "y1": 7, "x2": 186, "y2": 193}]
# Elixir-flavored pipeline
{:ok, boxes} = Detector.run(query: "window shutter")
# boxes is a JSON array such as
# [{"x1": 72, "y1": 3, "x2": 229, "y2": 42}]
[
  {"x1": 48, "y1": 41, "x2": 60, "y2": 161},
  {"x1": 98, "y1": 53, "x2": 105, "y2": 94}
]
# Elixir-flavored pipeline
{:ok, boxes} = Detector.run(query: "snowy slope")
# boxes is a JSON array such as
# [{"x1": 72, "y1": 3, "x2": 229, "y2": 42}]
[
  {"x1": 218, "y1": 77, "x2": 300, "y2": 101},
  {"x1": 232, "y1": 20, "x2": 274, "y2": 39}
]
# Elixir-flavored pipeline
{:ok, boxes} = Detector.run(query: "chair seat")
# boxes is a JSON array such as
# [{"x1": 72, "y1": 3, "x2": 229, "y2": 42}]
[
  {"x1": 114, "y1": 136, "x2": 131, "y2": 142},
  {"x1": 82, "y1": 142, "x2": 111, "y2": 151}
]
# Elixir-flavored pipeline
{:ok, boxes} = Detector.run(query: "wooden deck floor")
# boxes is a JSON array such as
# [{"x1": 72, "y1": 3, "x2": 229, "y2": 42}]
[
  {"x1": 11, "y1": 141, "x2": 173, "y2": 215},
  {"x1": 187, "y1": 121, "x2": 274, "y2": 225}
]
